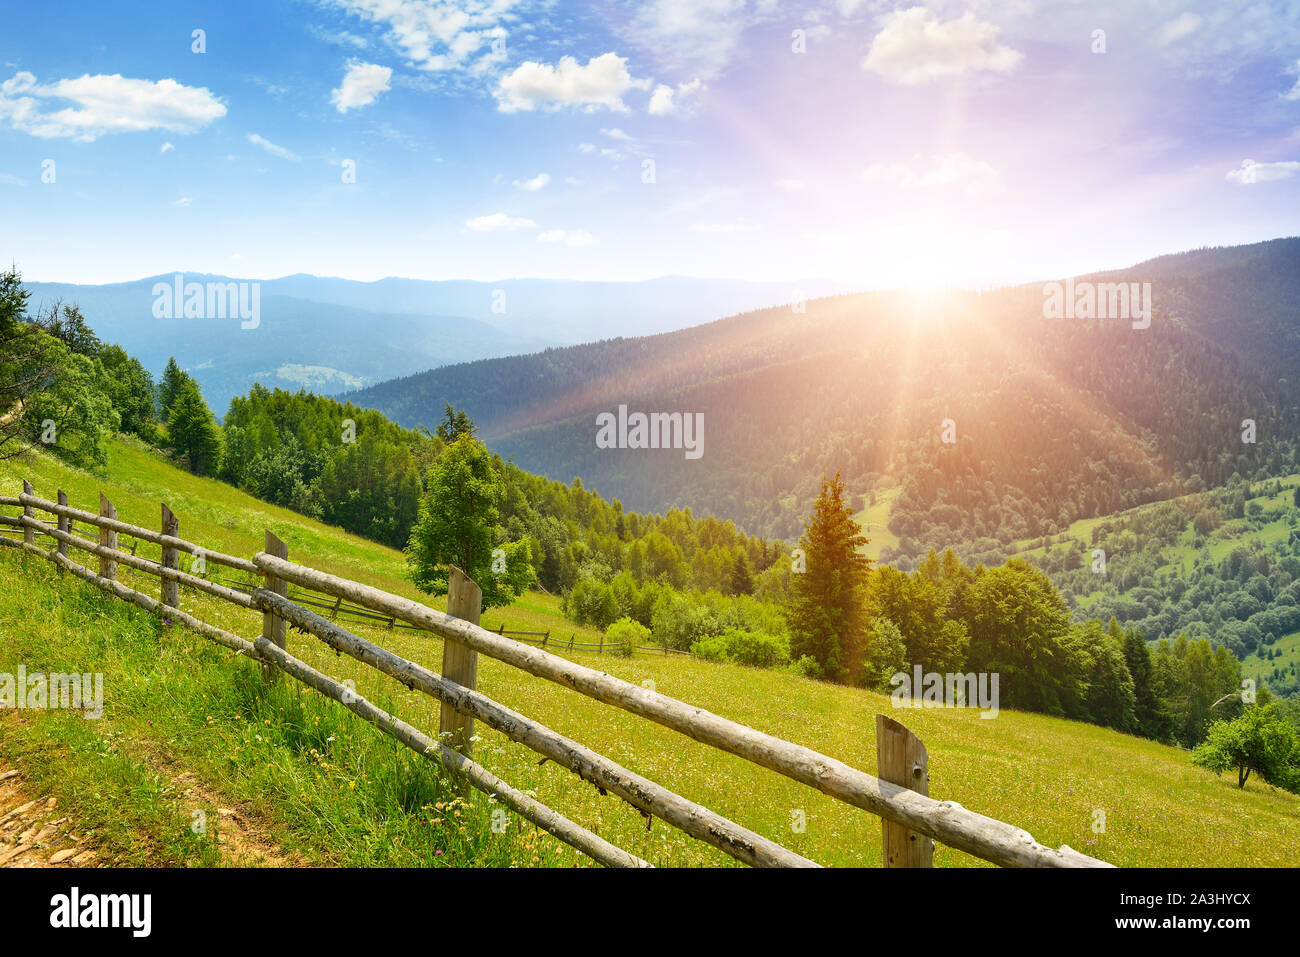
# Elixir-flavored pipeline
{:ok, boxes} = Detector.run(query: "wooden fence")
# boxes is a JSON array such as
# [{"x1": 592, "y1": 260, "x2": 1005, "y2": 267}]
[{"x1": 0, "y1": 483, "x2": 1111, "y2": 869}]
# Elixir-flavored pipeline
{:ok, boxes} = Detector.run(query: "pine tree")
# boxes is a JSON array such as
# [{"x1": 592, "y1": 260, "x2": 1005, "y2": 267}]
[
  {"x1": 729, "y1": 549, "x2": 755, "y2": 596},
  {"x1": 168, "y1": 379, "x2": 222, "y2": 475},
  {"x1": 786, "y1": 471, "x2": 871, "y2": 683},
  {"x1": 157, "y1": 357, "x2": 190, "y2": 419},
  {"x1": 434, "y1": 402, "x2": 478, "y2": 442}
]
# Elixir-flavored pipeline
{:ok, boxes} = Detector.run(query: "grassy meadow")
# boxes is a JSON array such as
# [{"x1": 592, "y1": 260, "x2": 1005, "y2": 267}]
[{"x1": 1, "y1": 437, "x2": 1297, "y2": 867}]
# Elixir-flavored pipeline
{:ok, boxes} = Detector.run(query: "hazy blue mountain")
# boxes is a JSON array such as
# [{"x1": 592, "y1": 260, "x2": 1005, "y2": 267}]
[
  {"x1": 259, "y1": 274, "x2": 856, "y2": 343},
  {"x1": 24, "y1": 274, "x2": 552, "y2": 416},
  {"x1": 27, "y1": 272, "x2": 852, "y2": 416}
]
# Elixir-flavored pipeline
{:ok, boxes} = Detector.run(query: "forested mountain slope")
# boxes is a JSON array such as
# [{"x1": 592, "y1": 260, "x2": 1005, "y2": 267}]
[{"x1": 346, "y1": 238, "x2": 1300, "y2": 544}]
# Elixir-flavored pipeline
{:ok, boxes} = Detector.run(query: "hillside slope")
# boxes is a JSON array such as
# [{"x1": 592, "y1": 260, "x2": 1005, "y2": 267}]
[
  {"x1": 346, "y1": 238, "x2": 1300, "y2": 543},
  {"x1": 1, "y1": 438, "x2": 1297, "y2": 866}
]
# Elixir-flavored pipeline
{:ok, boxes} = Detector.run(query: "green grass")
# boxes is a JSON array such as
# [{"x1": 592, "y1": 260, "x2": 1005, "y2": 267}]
[
  {"x1": 2, "y1": 438, "x2": 1298, "y2": 867},
  {"x1": 853, "y1": 485, "x2": 901, "y2": 562},
  {"x1": 1242, "y1": 630, "x2": 1300, "y2": 688}
]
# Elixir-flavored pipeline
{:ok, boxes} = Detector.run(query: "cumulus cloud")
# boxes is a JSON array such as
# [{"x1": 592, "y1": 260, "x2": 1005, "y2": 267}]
[
  {"x1": 861, "y1": 152, "x2": 999, "y2": 196},
  {"x1": 160, "y1": 141, "x2": 174, "y2": 152},
  {"x1": 331, "y1": 60, "x2": 392, "y2": 112},
  {"x1": 513, "y1": 172, "x2": 550, "y2": 190},
  {"x1": 495, "y1": 53, "x2": 649, "y2": 112},
  {"x1": 247, "y1": 133, "x2": 301, "y2": 161},
  {"x1": 0, "y1": 71, "x2": 225, "y2": 141},
  {"x1": 1226, "y1": 158, "x2": 1300, "y2": 184},
  {"x1": 647, "y1": 78, "x2": 703, "y2": 115},
  {"x1": 861, "y1": 7, "x2": 1022, "y2": 85},
  {"x1": 466, "y1": 212, "x2": 538, "y2": 231}
]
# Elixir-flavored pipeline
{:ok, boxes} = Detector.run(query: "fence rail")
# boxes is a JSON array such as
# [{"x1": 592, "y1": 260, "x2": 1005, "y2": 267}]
[{"x1": 0, "y1": 482, "x2": 1111, "y2": 869}]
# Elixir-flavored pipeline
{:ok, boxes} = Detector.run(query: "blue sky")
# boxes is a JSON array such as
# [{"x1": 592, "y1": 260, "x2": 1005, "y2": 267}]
[{"x1": 2, "y1": 0, "x2": 1299, "y2": 287}]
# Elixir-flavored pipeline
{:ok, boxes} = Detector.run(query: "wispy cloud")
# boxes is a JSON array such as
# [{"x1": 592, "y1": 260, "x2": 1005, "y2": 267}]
[
  {"x1": 247, "y1": 132, "x2": 300, "y2": 161},
  {"x1": 466, "y1": 212, "x2": 538, "y2": 232}
]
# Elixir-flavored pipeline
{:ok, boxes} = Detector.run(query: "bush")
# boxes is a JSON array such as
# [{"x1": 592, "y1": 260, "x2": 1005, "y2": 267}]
[
  {"x1": 690, "y1": 628, "x2": 791, "y2": 668},
  {"x1": 789, "y1": 655, "x2": 822, "y2": 679},
  {"x1": 562, "y1": 578, "x2": 621, "y2": 629},
  {"x1": 605, "y1": 617, "x2": 648, "y2": 657}
]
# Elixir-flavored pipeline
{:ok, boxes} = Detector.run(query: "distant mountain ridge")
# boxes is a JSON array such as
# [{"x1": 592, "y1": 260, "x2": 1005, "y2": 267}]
[{"x1": 26, "y1": 272, "x2": 856, "y2": 417}]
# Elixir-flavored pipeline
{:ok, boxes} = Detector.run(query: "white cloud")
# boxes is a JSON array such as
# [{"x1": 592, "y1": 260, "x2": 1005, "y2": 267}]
[
  {"x1": 247, "y1": 133, "x2": 300, "y2": 161},
  {"x1": 0, "y1": 71, "x2": 226, "y2": 142},
  {"x1": 861, "y1": 152, "x2": 999, "y2": 196},
  {"x1": 861, "y1": 7, "x2": 1022, "y2": 85},
  {"x1": 160, "y1": 141, "x2": 174, "y2": 153},
  {"x1": 564, "y1": 176, "x2": 584, "y2": 185},
  {"x1": 1156, "y1": 12, "x2": 1202, "y2": 46},
  {"x1": 496, "y1": 53, "x2": 649, "y2": 113},
  {"x1": 647, "y1": 78, "x2": 703, "y2": 115},
  {"x1": 1226, "y1": 158, "x2": 1300, "y2": 184},
  {"x1": 466, "y1": 212, "x2": 538, "y2": 231},
  {"x1": 171, "y1": 196, "x2": 192, "y2": 207},
  {"x1": 328, "y1": 0, "x2": 513, "y2": 73},
  {"x1": 331, "y1": 61, "x2": 392, "y2": 112},
  {"x1": 774, "y1": 178, "x2": 806, "y2": 192},
  {"x1": 578, "y1": 142, "x2": 596, "y2": 152},
  {"x1": 602, "y1": 127, "x2": 634, "y2": 141},
  {"x1": 513, "y1": 172, "x2": 550, "y2": 190},
  {"x1": 538, "y1": 228, "x2": 599, "y2": 247},
  {"x1": 626, "y1": 0, "x2": 774, "y2": 78}
]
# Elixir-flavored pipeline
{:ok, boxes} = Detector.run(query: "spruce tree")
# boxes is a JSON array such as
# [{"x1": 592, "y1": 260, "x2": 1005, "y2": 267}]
[
  {"x1": 168, "y1": 379, "x2": 222, "y2": 475},
  {"x1": 157, "y1": 357, "x2": 193, "y2": 419},
  {"x1": 786, "y1": 471, "x2": 871, "y2": 683}
]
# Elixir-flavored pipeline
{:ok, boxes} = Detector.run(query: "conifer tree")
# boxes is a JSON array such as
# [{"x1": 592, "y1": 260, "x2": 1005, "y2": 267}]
[{"x1": 786, "y1": 471, "x2": 871, "y2": 682}]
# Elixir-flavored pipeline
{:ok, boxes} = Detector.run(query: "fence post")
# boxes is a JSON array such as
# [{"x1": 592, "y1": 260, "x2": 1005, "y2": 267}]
[
  {"x1": 876, "y1": 714, "x2": 933, "y2": 867},
  {"x1": 56, "y1": 491, "x2": 68, "y2": 558},
  {"x1": 160, "y1": 504, "x2": 179, "y2": 609},
  {"x1": 261, "y1": 531, "x2": 289, "y2": 679},
  {"x1": 22, "y1": 481, "x2": 33, "y2": 547},
  {"x1": 599, "y1": 633, "x2": 604, "y2": 654},
  {"x1": 98, "y1": 493, "x2": 117, "y2": 581},
  {"x1": 439, "y1": 565, "x2": 482, "y2": 759}
]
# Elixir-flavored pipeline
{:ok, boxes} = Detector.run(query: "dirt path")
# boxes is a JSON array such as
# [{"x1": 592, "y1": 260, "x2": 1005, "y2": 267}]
[
  {"x1": 0, "y1": 765, "x2": 97, "y2": 867},
  {"x1": 0, "y1": 728, "x2": 304, "y2": 868}
]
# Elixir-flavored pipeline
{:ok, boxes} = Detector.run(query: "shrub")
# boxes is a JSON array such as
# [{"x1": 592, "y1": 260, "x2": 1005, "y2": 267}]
[
  {"x1": 690, "y1": 628, "x2": 791, "y2": 668},
  {"x1": 605, "y1": 617, "x2": 648, "y2": 657},
  {"x1": 789, "y1": 655, "x2": 822, "y2": 679}
]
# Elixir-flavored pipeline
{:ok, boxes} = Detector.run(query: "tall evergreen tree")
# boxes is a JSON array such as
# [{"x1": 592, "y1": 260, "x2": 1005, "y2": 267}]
[
  {"x1": 435, "y1": 402, "x2": 478, "y2": 442},
  {"x1": 157, "y1": 357, "x2": 191, "y2": 419},
  {"x1": 168, "y1": 379, "x2": 222, "y2": 475},
  {"x1": 786, "y1": 471, "x2": 871, "y2": 683}
]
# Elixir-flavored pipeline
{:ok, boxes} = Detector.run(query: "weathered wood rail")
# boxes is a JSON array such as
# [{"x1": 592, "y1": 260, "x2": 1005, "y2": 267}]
[{"x1": 0, "y1": 483, "x2": 1112, "y2": 869}]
